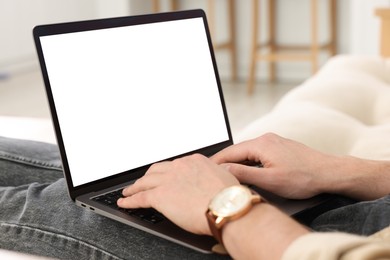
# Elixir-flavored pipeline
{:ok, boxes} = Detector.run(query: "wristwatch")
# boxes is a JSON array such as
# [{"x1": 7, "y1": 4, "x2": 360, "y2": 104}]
[{"x1": 206, "y1": 185, "x2": 266, "y2": 252}]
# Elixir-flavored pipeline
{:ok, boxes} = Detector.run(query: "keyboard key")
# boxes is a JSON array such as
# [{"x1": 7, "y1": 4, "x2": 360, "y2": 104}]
[{"x1": 92, "y1": 190, "x2": 165, "y2": 224}]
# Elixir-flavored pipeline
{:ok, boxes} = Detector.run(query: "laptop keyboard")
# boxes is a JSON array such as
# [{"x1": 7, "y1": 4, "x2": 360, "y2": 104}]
[{"x1": 92, "y1": 189, "x2": 165, "y2": 224}]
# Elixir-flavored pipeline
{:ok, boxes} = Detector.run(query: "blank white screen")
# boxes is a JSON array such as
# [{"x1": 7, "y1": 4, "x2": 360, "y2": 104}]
[{"x1": 40, "y1": 18, "x2": 229, "y2": 187}]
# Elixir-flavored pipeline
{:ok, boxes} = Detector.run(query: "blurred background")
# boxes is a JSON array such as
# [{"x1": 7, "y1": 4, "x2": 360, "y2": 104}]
[{"x1": 1, "y1": 0, "x2": 389, "y2": 136}]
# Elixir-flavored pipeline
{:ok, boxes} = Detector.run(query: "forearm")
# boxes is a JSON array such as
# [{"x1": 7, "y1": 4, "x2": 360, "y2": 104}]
[
  {"x1": 319, "y1": 156, "x2": 390, "y2": 201},
  {"x1": 222, "y1": 203, "x2": 309, "y2": 259}
]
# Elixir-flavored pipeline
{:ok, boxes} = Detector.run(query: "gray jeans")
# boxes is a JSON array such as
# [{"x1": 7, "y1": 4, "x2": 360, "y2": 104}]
[{"x1": 0, "y1": 136, "x2": 389, "y2": 259}]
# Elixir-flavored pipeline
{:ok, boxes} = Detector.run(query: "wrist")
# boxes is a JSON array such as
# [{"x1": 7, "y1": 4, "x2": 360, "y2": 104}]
[
  {"x1": 205, "y1": 185, "x2": 264, "y2": 248},
  {"x1": 312, "y1": 154, "x2": 359, "y2": 194},
  {"x1": 319, "y1": 155, "x2": 390, "y2": 200},
  {"x1": 223, "y1": 203, "x2": 309, "y2": 259},
  {"x1": 328, "y1": 156, "x2": 365, "y2": 194}
]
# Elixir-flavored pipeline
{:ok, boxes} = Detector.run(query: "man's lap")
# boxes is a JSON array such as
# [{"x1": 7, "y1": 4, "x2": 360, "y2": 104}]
[
  {"x1": 310, "y1": 194, "x2": 390, "y2": 235},
  {"x1": 0, "y1": 137, "x2": 224, "y2": 259},
  {"x1": 0, "y1": 136, "x2": 389, "y2": 259},
  {"x1": 0, "y1": 136, "x2": 63, "y2": 187},
  {"x1": 0, "y1": 179, "x2": 226, "y2": 259}
]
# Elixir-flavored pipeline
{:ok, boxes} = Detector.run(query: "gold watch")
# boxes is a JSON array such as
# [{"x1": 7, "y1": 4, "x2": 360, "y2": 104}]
[{"x1": 206, "y1": 185, "x2": 265, "y2": 252}]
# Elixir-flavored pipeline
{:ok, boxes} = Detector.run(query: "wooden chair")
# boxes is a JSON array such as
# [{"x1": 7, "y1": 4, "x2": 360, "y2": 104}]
[
  {"x1": 376, "y1": 8, "x2": 390, "y2": 57},
  {"x1": 152, "y1": 0, "x2": 179, "y2": 11},
  {"x1": 152, "y1": 0, "x2": 237, "y2": 81},
  {"x1": 247, "y1": 0, "x2": 337, "y2": 94}
]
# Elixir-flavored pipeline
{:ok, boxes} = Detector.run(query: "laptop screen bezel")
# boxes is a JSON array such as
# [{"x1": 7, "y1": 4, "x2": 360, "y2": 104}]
[{"x1": 33, "y1": 9, "x2": 233, "y2": 200}]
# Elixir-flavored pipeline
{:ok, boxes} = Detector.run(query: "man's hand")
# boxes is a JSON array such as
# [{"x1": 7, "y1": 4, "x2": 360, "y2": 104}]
[
  {"x1": 212, "y1": 133, "x2": 342, "y2": 199},
  {"x1": 212, "y1": 133, "x2": 390, "y2": 201},
  {"x1": 117, "y1": 154, "x2": 239, "y2": 235}
]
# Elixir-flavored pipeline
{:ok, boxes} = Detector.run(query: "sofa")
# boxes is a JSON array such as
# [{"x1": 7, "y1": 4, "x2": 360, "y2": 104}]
[
  {"x1": 0, "y1": 116, "x2": 55, "y2": 144},
  {"x1": 236, "y1": 55, "x2": 390, "y2": 161}
]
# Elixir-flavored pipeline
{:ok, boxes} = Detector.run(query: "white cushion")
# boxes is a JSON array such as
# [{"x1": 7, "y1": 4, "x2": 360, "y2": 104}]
[
  {"x1": 236, "y1": 55, "x2": 390, "y2": 160},
  {"x1": 0, "y1": 116, "x2": 55, "y2": 144}
]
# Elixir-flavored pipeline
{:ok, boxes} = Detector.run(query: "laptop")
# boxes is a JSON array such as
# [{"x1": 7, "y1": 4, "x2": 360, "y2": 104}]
[{"x1": 33, "y1": 9, "x2": 330, "y2": 254}]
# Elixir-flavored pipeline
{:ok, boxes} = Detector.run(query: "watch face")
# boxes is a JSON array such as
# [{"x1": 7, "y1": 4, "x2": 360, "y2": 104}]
[{"x1": 209, "y1": 186, "x2": 252, "y2": 217}]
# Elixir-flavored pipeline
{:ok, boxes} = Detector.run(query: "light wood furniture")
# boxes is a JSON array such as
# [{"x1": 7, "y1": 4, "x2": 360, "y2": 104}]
[
  {"x1": 152, "y1": 0, "x2": 179, "y2": 12},
  {"x1": 375, "y1": 8, "x2": 390, "y2": 57},
  {"x1": 152, "y1": 0, "x2": 237, "y2": 81},
  {"x1": 248, "y1": 0, "x2": 337, "y2": 94}
]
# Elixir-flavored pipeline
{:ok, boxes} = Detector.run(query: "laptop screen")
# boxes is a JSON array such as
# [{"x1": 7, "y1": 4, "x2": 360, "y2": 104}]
[{"x1": 37, "y1": 16, "x2": 230, "y2": 187}]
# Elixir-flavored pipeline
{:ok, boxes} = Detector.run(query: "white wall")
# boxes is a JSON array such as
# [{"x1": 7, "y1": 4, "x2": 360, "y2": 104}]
[
  {"x1": 0, "y1": 0, "x2": 130, "y2": 74},
  {"x1": 349, "y1": 0, "x2": 390, "y2": 55},
  {"x1": 1, "y1": 0, "x2": 389, "y2": 81},
  {"x1": 95, "y1": 0, "x2": 131, "y2": 19}
]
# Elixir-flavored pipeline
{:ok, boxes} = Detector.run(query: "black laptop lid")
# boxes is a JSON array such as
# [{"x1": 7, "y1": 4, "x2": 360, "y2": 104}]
[{"x1": 33, "y1": 10, "x2": 233, "y2": 199}]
